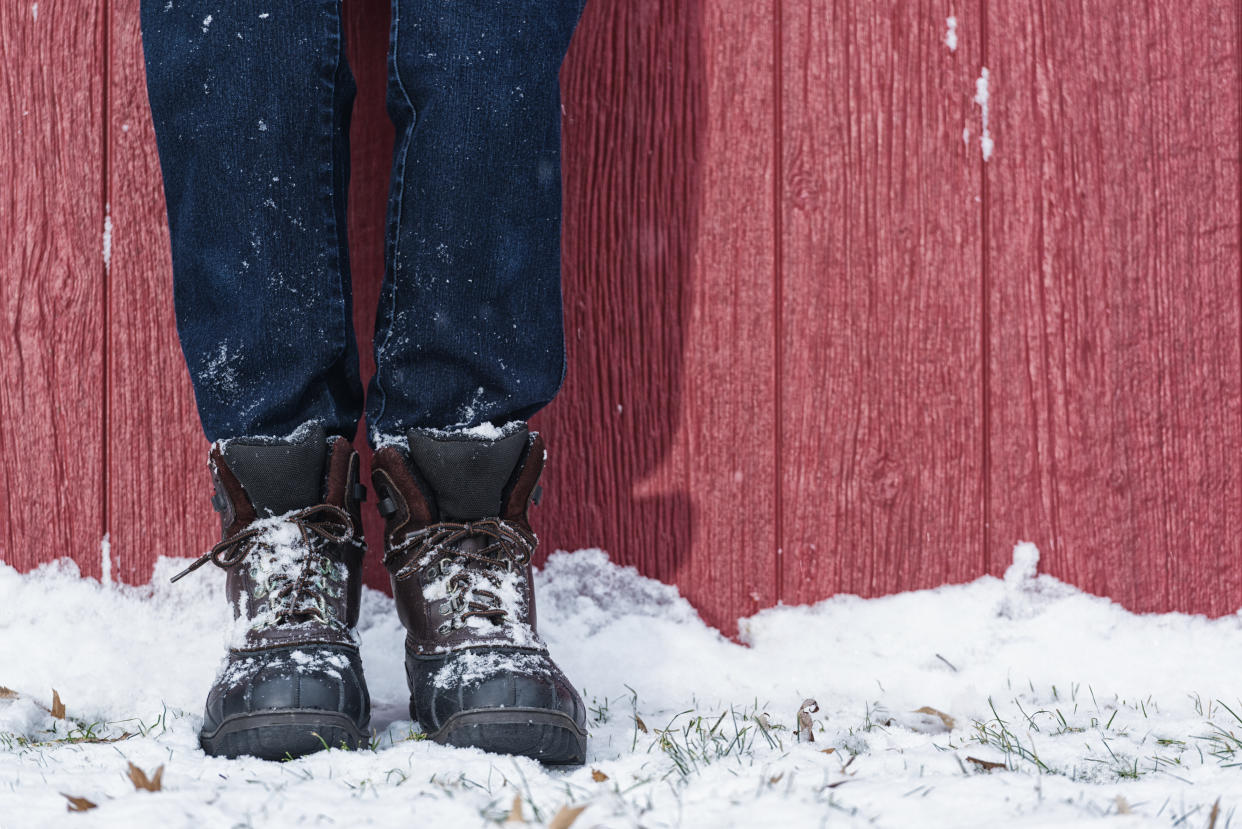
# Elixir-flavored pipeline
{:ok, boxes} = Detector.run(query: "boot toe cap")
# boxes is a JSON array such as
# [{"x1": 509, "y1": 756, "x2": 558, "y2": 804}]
[
  {"x1": 204, "y1": 645, "x2": 370, "y2": 735},
  {"x1": 409, "y1": 648, "x2": 587, "y2": 763}
]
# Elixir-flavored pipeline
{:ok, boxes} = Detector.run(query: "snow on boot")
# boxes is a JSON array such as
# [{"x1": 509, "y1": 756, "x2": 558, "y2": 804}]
[
  {"x1": 172, "y1": 424, "x2": 371, "y2": 760},
  {"x1": 371, "y1": 424, "x2": 587, "y2": 765}
]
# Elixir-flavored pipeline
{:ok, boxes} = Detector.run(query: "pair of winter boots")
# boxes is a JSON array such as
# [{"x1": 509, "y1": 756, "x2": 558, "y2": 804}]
[{"x1": 172, "y1": 423, "x2": 587, "y2": 764}]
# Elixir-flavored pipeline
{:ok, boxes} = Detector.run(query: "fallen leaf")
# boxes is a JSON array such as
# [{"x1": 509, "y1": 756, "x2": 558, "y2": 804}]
[
  {"x1": 965, "y1": 756, "x2": 1006, "y2": 772},
  {"x1": 506, "y1": 793, "x2": 523, "y2": 823},
  {"x1": 912, "y1": 706, "x2": 956, "y2": 731},
  {"x1": 797, "y1": 699, "x2": 819, "y2": 743},
  {"x1": 820, "y1": 747, "x2": 836, "y2": 755},
  {"x1": 51, "y1": 689, "x2": 65, "y2": 720},
  {"x1": 548, "y1": 803, "x2": 589, "y2": 829},
  {"x1": 0, "y1": 687, "x2": 17, "y2": 699},
  {"x1": 590, "y1": 769, "x2": 608, "y2": 782},
  {"x1": 768, "y1": 772, "x2": 784, "y2": 785},
  {"x1": 127, "y1": 762, "x2": 164, "y2": 792},
  {"x1": 634, "y1": 715, "x2": 648, "y2": 734},
  {"x1": 1209, "y1": 797, "x2": 1221, "y2": 829},
  {"x1": 62, "y1": 794, "x2": 97, "y2": 812}
]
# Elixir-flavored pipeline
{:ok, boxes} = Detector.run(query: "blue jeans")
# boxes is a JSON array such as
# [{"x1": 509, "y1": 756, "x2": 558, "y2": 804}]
[{"x1": 140, "y1": 0, "x2": 585, "y2": 445}]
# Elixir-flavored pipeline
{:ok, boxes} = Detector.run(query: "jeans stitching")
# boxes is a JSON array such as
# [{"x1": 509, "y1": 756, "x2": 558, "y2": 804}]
[
  {"x1": 373, "y1": 0, "x2": 417, "y2": 440},
  {"x1": 328, "y1": 1, "x2": 352, "y2": 404}
]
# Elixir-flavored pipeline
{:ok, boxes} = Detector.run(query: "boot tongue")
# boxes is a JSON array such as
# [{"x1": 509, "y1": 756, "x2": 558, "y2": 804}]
[
  {"x1": 406, "y1": 426, "x2": 528, "y2": 521},
  {"x1": 221, "y1": 424, "x2": 328, "y2": 516}
]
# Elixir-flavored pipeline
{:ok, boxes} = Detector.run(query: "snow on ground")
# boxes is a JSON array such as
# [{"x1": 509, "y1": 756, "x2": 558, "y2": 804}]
[{"x1": 2, "y1": 544, "x2": 1242, "y2": 828}]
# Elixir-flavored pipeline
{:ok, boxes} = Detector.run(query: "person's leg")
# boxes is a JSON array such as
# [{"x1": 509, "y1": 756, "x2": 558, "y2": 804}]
[
  {"x1": 366, "y1": 0, "x2": 586, "y2": 440},
  {"x1": 141, "y1": 1, "x2": 370, "y2": 760},
  {"x1": 370, "y1": 0, "x2": 590, "y2": 765},
  {"x1": 143, "y1": 0, "x2": 363, "y2": 442}
]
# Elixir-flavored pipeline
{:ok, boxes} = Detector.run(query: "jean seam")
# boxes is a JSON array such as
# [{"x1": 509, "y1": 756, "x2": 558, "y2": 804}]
[
  {"x1": 328, "y1": 1, "x2": 352, "y2": 400},
  {"x1": 372, "y1": 0, "x2": 416, "y2": 440}
]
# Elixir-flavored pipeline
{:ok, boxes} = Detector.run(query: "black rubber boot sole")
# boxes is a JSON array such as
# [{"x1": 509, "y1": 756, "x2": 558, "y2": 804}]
[
  {"x1": 428, "y1": 708, "x2": 587, "y2": 765},
  {"x1": 201, "y1": 710, "x2": 369, "y2": 761}
]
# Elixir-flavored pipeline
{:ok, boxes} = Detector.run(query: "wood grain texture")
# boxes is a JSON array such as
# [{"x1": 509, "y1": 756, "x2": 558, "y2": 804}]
[
  {"x1": 12, "y1": 0, "x2": 1242, "y2": 633},
  {"x1": 986, "y1": 0, "x2": 1242, "y2": 613},
  {"x1": 539, "y1": 0, "x2": 779, "y2": 635},
  {"x1": 107, "y1": 0, "x2": 215, "y2": 583},
  {"x1": 778, "y1": 1, "x2": 985, "y2": 604},
  {"x1": 1, "y1": 2, "x2": 106, "y2": 576}
]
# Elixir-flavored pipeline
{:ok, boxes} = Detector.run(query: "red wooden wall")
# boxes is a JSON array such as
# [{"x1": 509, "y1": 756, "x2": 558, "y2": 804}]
[{"x1": 3, "y1": 1, "x2": 1240, "y2": 636}]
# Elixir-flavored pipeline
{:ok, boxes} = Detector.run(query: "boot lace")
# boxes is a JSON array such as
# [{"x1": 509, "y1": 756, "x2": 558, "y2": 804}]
[
  {"x1": 389, "y1": 518, "x2": 536, "y2": 634},
  {"x1": 171, "y1": 504, "x2": 353, "y2": 625}
]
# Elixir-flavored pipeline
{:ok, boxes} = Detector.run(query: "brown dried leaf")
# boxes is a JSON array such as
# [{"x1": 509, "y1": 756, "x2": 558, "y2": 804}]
[
  {"x1": 634, "y1": 715, "x2": 648, "y2": 734},
  {"x1": 820, "y1": 747, "x2": 836, "y2": 754},
  {"x1": 62, "y1": 794, "x2": 97, "y2": 812},
  {"x1": 796, "y1": 699, "x2": 819, "y2": 743},
  {"x1": 506, "y1": 794, "x2": 523, "y2": 823},
  {"x1": 1209, "y1": 798, "x2": 1222, "y2": 829},
  {"x1": 965, "y1": 755, "x2": 1006, "y2": 772},
  {"x1": 51, "y1": 689, "x2": 66, "y2": 720},
  {"x1": 590, "y1": 769, "x2": 608, "y2": 782},
  {"x1": 768, "y1": 772, "x2": 784, "y2": 785},
  {"x1": 912, "y1": 706, "x2": 956, "y2": 731},
  {"x1": 0, "y1": 687, "x2": 18, "y2": 699},
  {"x1": 548, "y1": 803, "x2": 589, "y2": 829},
  {"x1": 127, "y1": 762, "x2": 164, "y2": 792}
]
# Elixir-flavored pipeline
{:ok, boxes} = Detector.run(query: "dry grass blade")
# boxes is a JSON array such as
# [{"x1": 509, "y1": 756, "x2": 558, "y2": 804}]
[
  {"x1": 591, "y1": 769, "x2": 608, "y2": 782},
  {"x1": 548, "y1": 803, "x2": 589, "y2": 829},
  {"x1": 0, "y1": 687, "x2": 18, "y2": 700},
  {"x1": 966, "y1": 756, "x2": 1006, "y2": 772},
  {"x1": 506, "y1": 793, "x2": 523, "y2": 823},
  {"x1": 797, "y1": 699, "x2": 819, "y2": 743},
  {"x1": 1208, "y1": 797, "x2": 1221, "y2": 829},
  {"x1": 62, "y1": 794, "x2": 97, "y2": 812},
  {"x1": 51, "y1": 689, "x2": 66, "y2": 719},
  {"x1": 127, "y1": 762, "x2": 164, "y2": 792}
]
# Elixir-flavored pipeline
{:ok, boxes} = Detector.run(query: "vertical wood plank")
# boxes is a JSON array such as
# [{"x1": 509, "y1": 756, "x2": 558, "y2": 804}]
[
  {"x1": 1, "y1": 2, "x2": 106, "y2": 576},
  {"x1": 541, "y1": 0, "x2": 778, "y2": 635},
  {"x1": 779, "y1": 1, "x2": 985, "y2": 604},
  {"x1": 986, "y1": 1, "x2": 1242, "y2": 614},
  {"x1": 108, "y1": 0, "x2": 213, "y2": 584}
]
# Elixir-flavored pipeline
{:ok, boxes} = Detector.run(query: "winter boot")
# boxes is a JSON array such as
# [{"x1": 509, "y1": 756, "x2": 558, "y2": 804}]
[
  {"x1": 371, "y1": 424, "x2": 587, "y2": 764},
  {"x1": 172, "y1": 424, "x2": 371, "y2": 760}
]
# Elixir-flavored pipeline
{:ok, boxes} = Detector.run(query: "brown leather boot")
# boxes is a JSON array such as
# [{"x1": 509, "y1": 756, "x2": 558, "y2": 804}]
[
  {"x1": 371, "y1": 424, "x2": 587, "y2": 765},
  {"x1": 172, "y1": 424, "x2": 371, "y2": 760}
]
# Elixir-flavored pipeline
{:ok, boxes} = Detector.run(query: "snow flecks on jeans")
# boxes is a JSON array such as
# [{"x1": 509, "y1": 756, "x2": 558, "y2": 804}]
[
  {"x1": 453, "y1": 386, "x2": 488, "y2": 429},
  {"x1": 202, "y1": 341, "x2": 242, "y2": 400},
  {"x1": 944, "y1": 16, "x2": 958, "y2": 52}
]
